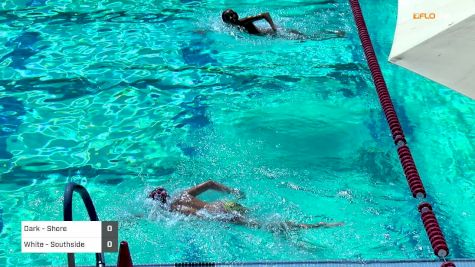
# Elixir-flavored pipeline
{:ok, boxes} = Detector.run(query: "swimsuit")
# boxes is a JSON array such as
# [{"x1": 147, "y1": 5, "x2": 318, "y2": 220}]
[{"x1": 222, "y1": 201, "x2": 247, "y2": 214}]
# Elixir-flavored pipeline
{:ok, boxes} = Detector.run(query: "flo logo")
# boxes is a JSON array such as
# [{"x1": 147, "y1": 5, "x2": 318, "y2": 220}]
[{"x1": 413, "y1": 12, "x2": 436, "y2": 19}]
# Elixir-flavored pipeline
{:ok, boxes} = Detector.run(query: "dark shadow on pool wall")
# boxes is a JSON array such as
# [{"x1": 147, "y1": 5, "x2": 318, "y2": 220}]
[
  {"x1": 1, "y1": 31, "x2": 45, "y2": 70},
  {"x1": 0, "y1": 97, "x2": 26, "y2": 159},
  {"x1": 0, "y1": 77, "x2": 100, "y2": 102}
]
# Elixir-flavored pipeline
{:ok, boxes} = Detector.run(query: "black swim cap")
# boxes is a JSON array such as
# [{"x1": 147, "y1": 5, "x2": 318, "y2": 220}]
[
  {"x1": 149, "y1": 187, "x2": 168, "y2": 204},
  {"x1": 222, "y1": 9, "x2": 238, "y2": 24}
]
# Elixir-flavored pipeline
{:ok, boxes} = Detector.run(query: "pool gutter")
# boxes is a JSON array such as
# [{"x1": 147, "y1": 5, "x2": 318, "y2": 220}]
[{"x1": 78, "y1": 258, "x2": 475, "y2": 267}]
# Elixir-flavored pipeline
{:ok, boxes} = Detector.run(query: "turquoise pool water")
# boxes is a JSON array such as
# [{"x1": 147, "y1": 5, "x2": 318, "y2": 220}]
[{"x1": 0, "y1": 0, "x2": 474, "y2": 266}]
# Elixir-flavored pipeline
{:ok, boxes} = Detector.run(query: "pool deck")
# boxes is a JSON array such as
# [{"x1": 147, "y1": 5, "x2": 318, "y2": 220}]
[{"x1": 81, "y1": 259, "x2": 475, "y2": 267}]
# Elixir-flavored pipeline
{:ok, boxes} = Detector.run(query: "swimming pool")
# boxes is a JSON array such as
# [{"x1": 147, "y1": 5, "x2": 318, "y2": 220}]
[{"x1": 0, "y1": 0, "x2": 474, "y2": 266}]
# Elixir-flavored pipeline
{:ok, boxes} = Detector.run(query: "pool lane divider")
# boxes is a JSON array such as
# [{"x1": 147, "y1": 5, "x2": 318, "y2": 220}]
[
  {"x1": 348, "y1": 1, "x2": 454, "y2": 266},
  {"x1": 118, "y1": 241, "x2": 133, "y2": 267}
]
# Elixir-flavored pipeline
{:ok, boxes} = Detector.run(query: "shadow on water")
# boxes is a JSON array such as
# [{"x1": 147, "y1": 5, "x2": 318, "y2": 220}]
[
  {"x1": 181, "y1": 235, "x2": 205, "y2": 262},
  {"x1": 444, "y1": 227, "x2": 467, "y2": 258},
  {"x1": 0, "y1": 97, "x2": 26, "y2": 159},
  {"x1": 181, "y1": 31, "x2": 219, "y2": 67},
  {"x1": 0, "y1": 208, "x2": 3, "y2": 235},
  {"x1": 365, "y1": 100, "x2": 415, "y2": 143},
  {"x1": 1, "y1": 165, "x2": 129, "y2": 186},
  {"x1": 113, "y1": 78, "x2": 193, "y2": 92},
  {"x1": 26, "y1": 0, "x2": 47, "y2": 7},
  {"x1": 324, "y1": 63, "x2": 369, "y2": 98},
  {"x1": 393, "y1": 101, "x2": 415, "y2": 139},
  {"x1": 173, "y1": 95, "x2": 211, "y2": 130},
  {"x1": 360, "y1": 105, "x2": 414, "y2": 185},
  {"x1": 0, "y1": 31, "x2": 45, "y2": 70},
  {"x1": 171, "y1": 30, "x2": 217, "y2": 131},
  {"x1": 180, "y1": 0, "x2": 200, "y2": 4},
  {"x1": 177, "y1": 143, "x2": 198, "y2": 157},
  {"x1": 0, "y1": 9, "x2": 189, "y2": 26},
  {"x1": 1, "y1": 163, "x2": 175, "y2": 186},
  {"x1": 355, "y1": 147, "x2": 400, "y2": 185},
  {"x1": 116, "y1": 67, "x2": 298, "y2": 96},
  {"x1": 0, "y1": 77, "x2": 101, "y2": 102},
  {"x1": 171, "y1": 29, "x2": 219, "y2": 158}
]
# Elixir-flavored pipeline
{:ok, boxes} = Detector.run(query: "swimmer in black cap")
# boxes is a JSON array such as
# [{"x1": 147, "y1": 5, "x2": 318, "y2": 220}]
[
  {"x1": 149, "y1": 180, "x2": 343, "y2": 230},
  {"x1": 221, "y1": 9, "x2": 277, "y2": 35},
  {"x1": 221, "y1": 9, "x2": 346, "y2": 40}
]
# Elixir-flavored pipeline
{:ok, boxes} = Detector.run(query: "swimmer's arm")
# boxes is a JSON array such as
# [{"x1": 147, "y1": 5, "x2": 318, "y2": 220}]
[
  {"x1": 186, "y1": 180, "x2": 234, "y2": 196},
  {"x1": 239, "y1": 13, "x2": 277, "y2": 32},
  {"x1": 263, "y1": 13, "x2": 277, "y2": 31}
]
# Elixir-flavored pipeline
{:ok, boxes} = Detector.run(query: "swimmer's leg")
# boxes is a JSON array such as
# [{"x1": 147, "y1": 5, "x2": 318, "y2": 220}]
[
  {"x1": 259, "y1": 28, "x2": 278, "y2": 36},
  {"x1": 303, "y1": 30, "x2": 346, "y2": 41},
  {"x1": 323, "y1": 30, "x2": 346, "y2": 37},
  {"x1": 288, "y1": 29, "x2": 306, "y2": 36},
  {"x1": 261, "y1": 28, "x2": 307, "y2": 39},
  {"x1": 232, "y1": 217, "x2": 261, "y2": 228},
  {"x1": 231, "y1": 217, "x2": 343, "y2": 231},
  {"x1": 285, "y1": 221, "x2": 344, "y2": 229},
  {"x1": 281, "y1": 29, "x2": 308, "y2": 41}
]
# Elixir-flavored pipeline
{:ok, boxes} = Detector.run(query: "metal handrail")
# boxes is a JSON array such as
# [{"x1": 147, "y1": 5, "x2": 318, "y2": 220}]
[{"x1": 63, "y1": 182, "x2": 106, "y2": 267}]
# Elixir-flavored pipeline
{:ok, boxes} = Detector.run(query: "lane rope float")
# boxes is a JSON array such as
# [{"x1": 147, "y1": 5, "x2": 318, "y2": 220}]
[{"x1": 348, "y1": 1, "x2": 454, "y2": 266}]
